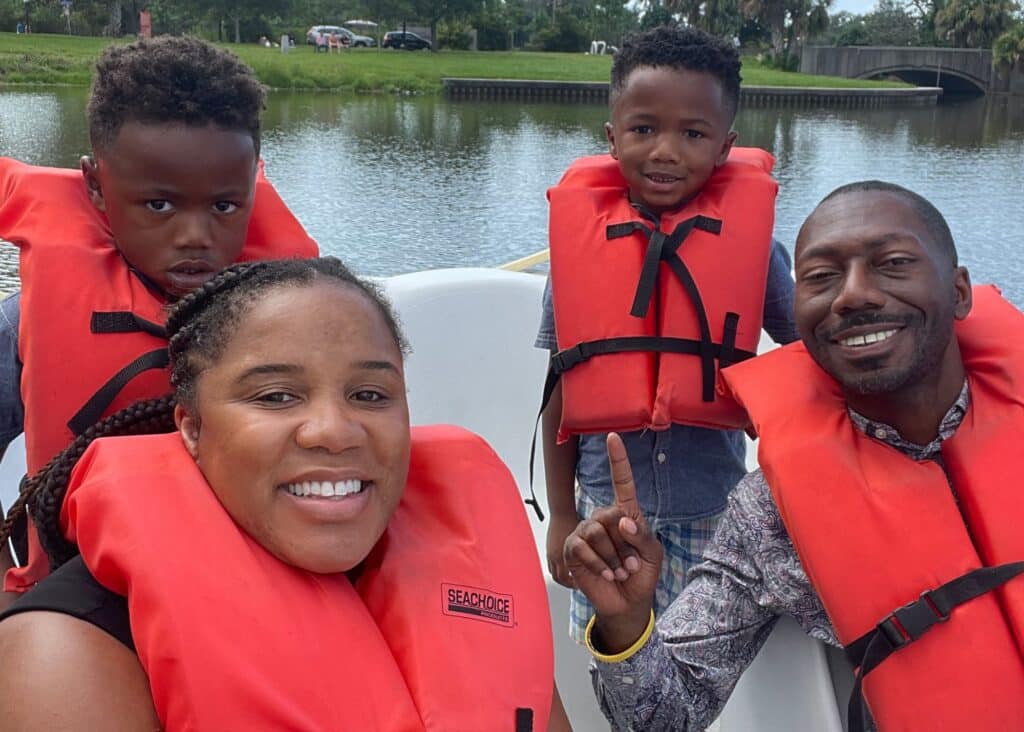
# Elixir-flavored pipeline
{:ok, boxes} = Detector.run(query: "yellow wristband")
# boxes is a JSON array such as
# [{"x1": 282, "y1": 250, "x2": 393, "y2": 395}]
[{"x1": 584, "y1": 610, "x2": 655, "y2": 663}]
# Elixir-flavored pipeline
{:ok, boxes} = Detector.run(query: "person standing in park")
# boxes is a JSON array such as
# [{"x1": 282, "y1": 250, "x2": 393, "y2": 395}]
[
  {"x1": 537, "y1": 25, "x2": 797, "y2": 645},
  {"x1": 565, "y1": 181, "x2": 1024, "y2": 731}
]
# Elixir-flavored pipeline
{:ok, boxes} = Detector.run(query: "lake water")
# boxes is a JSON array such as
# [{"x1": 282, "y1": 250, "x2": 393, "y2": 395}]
[{"x1": 1, "y1": 88, "x2": 1022, "y2": 301}]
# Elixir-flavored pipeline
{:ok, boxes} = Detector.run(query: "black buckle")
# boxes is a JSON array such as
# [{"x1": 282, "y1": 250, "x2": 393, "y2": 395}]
[
  {"x1": 551, "y1": 345, "x2": 586, "y2": 374},
  {"x1": 878, "y1": 589, "x2": 951, "y2": 649}
]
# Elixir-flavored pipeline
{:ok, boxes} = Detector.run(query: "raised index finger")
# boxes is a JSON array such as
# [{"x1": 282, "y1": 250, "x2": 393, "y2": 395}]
[{"x1": 606, "y1": 432, "x2": 640, "y2": 519}]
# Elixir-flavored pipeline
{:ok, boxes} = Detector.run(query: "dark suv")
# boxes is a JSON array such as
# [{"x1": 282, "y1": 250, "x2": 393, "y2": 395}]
[{"x1": 382, "y1": 31, "x2": 431, "y2": 50}]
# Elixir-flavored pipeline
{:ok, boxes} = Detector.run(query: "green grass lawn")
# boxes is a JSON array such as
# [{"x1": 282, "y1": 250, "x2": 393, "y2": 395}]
[{"x1": 0, "y1": 32, "x2": 909, "y2": 92}]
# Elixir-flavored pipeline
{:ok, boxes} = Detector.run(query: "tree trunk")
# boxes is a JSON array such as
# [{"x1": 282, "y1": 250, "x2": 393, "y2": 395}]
[
  {"x1": 106, "y1": 0, "x2": 123, "y2": 36},
  {"x1": 769, "y1": 7, "x2": 786, "y2": 56},
  {"x1": 234, "y1": 15, "x2": 241, "y2": 43},
  {"x1": 430, "y1": 21, "x2": 438, "y2": 50}
]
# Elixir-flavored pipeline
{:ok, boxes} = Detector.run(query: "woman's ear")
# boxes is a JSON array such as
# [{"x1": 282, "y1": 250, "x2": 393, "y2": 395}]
[{"x1": 174, "y1": 403, "x2": 200, "y2": 460}]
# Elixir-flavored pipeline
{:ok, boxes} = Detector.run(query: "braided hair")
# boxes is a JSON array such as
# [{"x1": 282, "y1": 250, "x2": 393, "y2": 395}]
[{"x1": 1, "y1": 257, "x2": 407, "y2": 570}]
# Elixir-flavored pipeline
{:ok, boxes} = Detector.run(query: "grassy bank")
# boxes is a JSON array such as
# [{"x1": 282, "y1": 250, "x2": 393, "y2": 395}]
[{"x1": 0, "y1": 32, "x2": 908, "y2": 92}]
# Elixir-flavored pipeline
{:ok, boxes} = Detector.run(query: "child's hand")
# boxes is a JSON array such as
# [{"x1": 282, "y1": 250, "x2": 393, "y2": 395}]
[
  {"x1": 563, "y1": 433, "x2": 663, "y2": 653},
  {"x1": 546, "y1": 513, "x2": 578, "y2": 588}
]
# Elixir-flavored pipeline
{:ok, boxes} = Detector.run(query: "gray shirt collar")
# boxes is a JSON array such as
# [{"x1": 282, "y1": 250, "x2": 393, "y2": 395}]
[{"x1": 846, "y1": 380, "x2": 971, "y2": 462}]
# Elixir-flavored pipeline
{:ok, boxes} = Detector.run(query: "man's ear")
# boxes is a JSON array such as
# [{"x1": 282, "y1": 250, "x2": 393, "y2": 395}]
[
  {"x1": 604, "y1": 121, "x2": 618, "y2": 160},
  {"x1": 175, "y1": 403, "x2": 200, "y2": 460},
  {"x1": 716, "y1": 130, "x2": 738, "y2": 167},
  {"x1": 953, "y1": 266, "x2": 972, "y2": 321},
  {"x1": 80, "y1": 155, "x2": 105, "y2": 212}
]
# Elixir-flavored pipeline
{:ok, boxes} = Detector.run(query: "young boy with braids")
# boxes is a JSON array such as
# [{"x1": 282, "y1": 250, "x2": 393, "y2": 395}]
[
  {"x1": 0, "y1": 36, "x2": 317, "y2": 603},
  {"x1": 538, "y1": 26, "x2": 798, "y2": 644}
]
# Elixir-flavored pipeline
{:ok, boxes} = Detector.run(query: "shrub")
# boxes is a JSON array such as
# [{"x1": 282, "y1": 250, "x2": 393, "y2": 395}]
[{"x1": 438, "y1": 19, "x2": 473, "y2": 50}]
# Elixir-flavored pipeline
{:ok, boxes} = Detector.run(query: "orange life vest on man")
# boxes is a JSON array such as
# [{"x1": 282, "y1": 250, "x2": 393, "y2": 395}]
[
  {"x1": 547, "y1": 148, "x2": 777, "y2": 442},
  {"x1": 722, "y1": 285, "x2": 1024, "y2": 731},
  {"x1": 61, "y1": 426, "x2": 554, "y2": 731},
  {"x1": 0, "y1": 157, "x2": 318, "y2": 591}
]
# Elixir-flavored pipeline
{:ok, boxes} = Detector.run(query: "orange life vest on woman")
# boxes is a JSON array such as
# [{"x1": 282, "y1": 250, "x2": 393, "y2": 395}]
[
  {"x1": 547, "y1": 148, "x2": 777, "y2": 442},
  {"x1": 0, "y1": 157, "x2": 318, "y2": 590},
  {"x1": 722, "y1": 285, "x2": 1024, "y2": 731},
  {"x1": 61, "y1": 426, "x2": 554, "y2": 731}
]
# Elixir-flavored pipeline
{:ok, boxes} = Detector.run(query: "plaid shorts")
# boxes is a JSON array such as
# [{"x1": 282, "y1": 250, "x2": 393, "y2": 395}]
[{"x1": 568, "y1": 491, "x2": 721, "y2": 644}]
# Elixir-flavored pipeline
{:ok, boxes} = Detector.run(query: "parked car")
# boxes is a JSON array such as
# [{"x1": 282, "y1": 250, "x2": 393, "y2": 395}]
[
  {"x1": 382, "y1": 31, "x2": 431, "y2": 50},
  {"x1": 305, "y1": 25, "x2": 376, "y2": 47}
]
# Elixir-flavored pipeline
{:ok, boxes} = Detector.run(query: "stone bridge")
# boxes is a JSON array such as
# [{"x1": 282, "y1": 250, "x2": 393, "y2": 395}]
[{"x1": 801, "y1": 46, "x2": 1024, "y2": 95}]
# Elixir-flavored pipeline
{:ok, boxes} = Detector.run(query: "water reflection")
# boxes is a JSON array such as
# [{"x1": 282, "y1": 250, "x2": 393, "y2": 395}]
[{"x1": 0, "y1": 89, "x2": 1021, "y2": 303}]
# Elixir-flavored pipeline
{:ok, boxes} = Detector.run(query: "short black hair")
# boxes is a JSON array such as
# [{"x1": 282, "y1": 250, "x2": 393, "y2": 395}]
[
  {"x1": 610, "y1": 26, "x2": 742, "y2": 122},
  {"x1": 819, "y1": 181, "x2": 958, "y2": 266},
  {"x1": 87, "y1": 36, "x2": 267, "y2": 154}
]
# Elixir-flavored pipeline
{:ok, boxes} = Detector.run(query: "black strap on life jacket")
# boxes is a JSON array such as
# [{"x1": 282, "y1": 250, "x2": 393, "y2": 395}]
[
  {"x1": 514, "y1": 708, "x2": 533, "y2": 732},
  {"x1": 843, "y1": 561, "x2": 1024, "y2": 731},
  {"x1": 524, "y1": 214, "x2": 750, "y2": 521},
  {"x1": 564, "y1": 214, "x2": 731, "y2": 403},
  {"x1": 66, "y1": 312, "x2": 169, "y2": 437}
]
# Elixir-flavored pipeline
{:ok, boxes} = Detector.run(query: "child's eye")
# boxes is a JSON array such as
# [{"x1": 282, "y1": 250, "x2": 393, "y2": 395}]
[
  {"x1": 685, "y1": 130, "x2": 705, "y2": 139},
  {"x1": 146, "y1": 200, "x2": 173, "y2": 213},
  {"x1": 631, "y1": 125, "x2": 654, "y2": 135},
  {"x1": 213, "y1": 201, "x2": 239, "y2": 214}
]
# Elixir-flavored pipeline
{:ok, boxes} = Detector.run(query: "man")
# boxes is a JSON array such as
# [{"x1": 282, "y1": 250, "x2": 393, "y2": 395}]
[{"x1": 565, "y1": 180, "x2": 1024, "y2": 731}]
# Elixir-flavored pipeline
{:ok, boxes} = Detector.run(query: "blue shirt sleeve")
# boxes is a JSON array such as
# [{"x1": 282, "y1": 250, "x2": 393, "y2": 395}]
[
  {"x1": 535, "y1": 276, "x2": 557, "y2": 352},
  {"x1": 762, "y1": 239, "x2": 799, "y2": 345},
  {"x1": 0, "y1": 291, "x2": 25, "y2": 461}
]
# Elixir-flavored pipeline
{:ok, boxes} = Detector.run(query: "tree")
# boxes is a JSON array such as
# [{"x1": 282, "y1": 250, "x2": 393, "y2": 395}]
[
  {"x1": 405, "y1": 0, "x2": 481, "y2": 49},
  {"x1": 105, "y1": 0, "x2": 122, "y2": 35},
  {"x1": 742, "y1": 0, "x2": 787, "y2": 55},
  {"x1": 639, "y1": 3, "x2": 675, "y2": 30},
  {"x1": 993, "y1": 21, "x2": 1024, "y2": 62},
  {"x1": 666, "y1": 0, "x2": 702, "y2": 27},
  {"x1": 703, "y1": 0, "x2": 744, "y2": 38},
  {"x1": 829, "y1": 0, "x2": 922, "y2": 46},
  {"x1": 906, "y1": 0, "x2": 945, "y2": 44},
  {"x1": 935, "y1": 0, "x2": 1019, "y2": 47},
  {"x1": 742, "y1": 0, "x2": 830, "y2": 59}
]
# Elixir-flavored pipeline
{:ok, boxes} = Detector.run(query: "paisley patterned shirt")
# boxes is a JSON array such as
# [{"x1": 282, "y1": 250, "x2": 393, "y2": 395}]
[{"x1": 590, "y1": 382, "x2": 970, "y2": 731}]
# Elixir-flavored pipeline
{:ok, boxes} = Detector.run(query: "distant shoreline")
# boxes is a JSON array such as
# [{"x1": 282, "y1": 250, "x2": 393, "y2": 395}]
[{"x1": 0, "y1": 32, "x2": 911, "y2": 94}]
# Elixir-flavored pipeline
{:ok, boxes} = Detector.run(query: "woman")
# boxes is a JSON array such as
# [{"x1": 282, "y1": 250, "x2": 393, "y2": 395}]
[{"x1": 0, "y1": 258, "x2": 569, "y2": 731}]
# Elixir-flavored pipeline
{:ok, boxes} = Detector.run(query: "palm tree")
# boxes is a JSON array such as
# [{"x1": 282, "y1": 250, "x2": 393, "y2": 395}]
[
  {"x1": 743, "y1": 0, "x2": 830, "y2": 59},
  {"x1": 742, "y1": 0, "x2": 787, "y2": 55},
  {"x1": 993, "y1": 22, "x2": 1024, "y2": 64},
  {"x1": 935, "y1": 0, "x2": 1019, "y2": 48}
]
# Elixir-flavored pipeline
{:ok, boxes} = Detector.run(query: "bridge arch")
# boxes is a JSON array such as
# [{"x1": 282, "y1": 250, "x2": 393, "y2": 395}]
[
  {"x1": 800, "y1": 47, "x2": 1001, "y2": 95},
  {"x1": 857, "y1": 65, "x2": 987, "y2": 95}
]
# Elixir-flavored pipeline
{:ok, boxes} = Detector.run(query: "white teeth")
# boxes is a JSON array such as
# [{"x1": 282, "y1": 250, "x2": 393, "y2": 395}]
[
  {"x1": 284, "y1": 480, "x2": 364, "y2": 498},
  {"x1": 840, "y1": 329, "x2": 897, "y2": 347}
]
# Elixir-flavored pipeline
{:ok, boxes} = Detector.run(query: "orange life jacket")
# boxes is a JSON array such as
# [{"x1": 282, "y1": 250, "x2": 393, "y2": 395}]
[
  {"x1": 61, "y1": 426, "x2": 553, "y2": 731},
  {"x1": 547, "y1": 148, "x2": 777, "y2": 442},
  {"x1": 0, "y1": 157, "x2": 318, "y2": 591},
  {"x1": 722, "y1": 285, "x2": 1024, "y2": 731}
]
